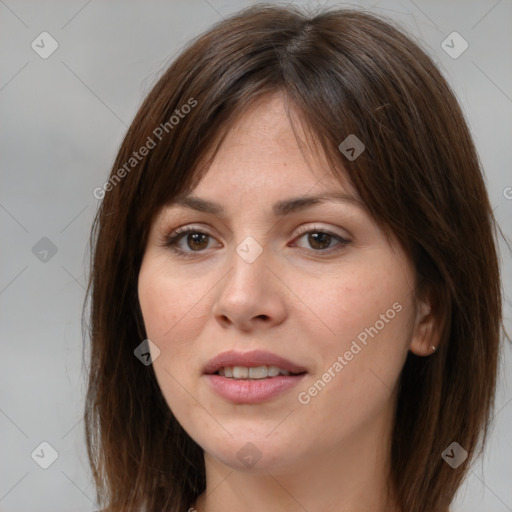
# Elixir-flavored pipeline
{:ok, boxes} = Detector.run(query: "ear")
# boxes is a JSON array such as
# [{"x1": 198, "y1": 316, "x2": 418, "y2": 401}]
[{"x1": 409, "y1": 288, "x2": 444, "y2": 357}]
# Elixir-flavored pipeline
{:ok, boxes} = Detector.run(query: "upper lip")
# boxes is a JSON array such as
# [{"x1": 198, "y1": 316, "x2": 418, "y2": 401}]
[{"x1": 203, "y1": 350, "x2": 308, "y2": 375}]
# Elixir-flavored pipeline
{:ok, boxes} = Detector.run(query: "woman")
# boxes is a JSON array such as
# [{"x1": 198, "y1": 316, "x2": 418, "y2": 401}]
[{"x1": 84, "y1": 5, "x2": 504, "y2": 512}]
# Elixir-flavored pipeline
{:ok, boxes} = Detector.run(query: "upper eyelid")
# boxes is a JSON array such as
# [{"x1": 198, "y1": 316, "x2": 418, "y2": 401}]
[
  {"x1": 166, "y1": 222, "x2": 349, "y2": 237},
  {"x1": 165, "y1": 223, "x2": 351, "y2": 245},
  {"x1": 294, "y1": 224, "x2": 349, "y2": 238}
]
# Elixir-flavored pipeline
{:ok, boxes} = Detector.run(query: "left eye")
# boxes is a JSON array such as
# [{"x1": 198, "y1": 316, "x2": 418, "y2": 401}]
[{"x1": 293, "y1": 230, "x2": 349, "y2": 252}]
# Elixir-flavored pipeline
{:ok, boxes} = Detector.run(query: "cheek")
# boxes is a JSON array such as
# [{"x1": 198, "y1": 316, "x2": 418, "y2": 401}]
[
  {"x1": 137, "y1": 256, "x2": 211, "y2": 347},
  {"x1": 290, "y1": 253, "x2": 415, "y2": 353},
  {"x1": 137, "y1": 257, "x2": 212, "y2": 412},
  {"x1": 290, "y1": 252, "x2": 415, "y2": 417}
]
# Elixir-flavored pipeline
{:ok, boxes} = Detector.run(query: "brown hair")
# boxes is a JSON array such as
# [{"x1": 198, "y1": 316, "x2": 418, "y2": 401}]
[{"x1": 84, "y1": 4, "x2": 505, "y2": 512}]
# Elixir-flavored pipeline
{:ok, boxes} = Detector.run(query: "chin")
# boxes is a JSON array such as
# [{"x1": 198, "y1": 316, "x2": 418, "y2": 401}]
[{"x1": 199, "y1": 433, "x2": 294, "y2": 471}]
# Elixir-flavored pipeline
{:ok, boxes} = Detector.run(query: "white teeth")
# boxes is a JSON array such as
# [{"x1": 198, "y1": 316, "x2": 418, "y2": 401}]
[
  {"x1": 249, "y1": 366, "x2": 267, "y2": 379},
  {"x1": 217, "y1": 365, "x2": 292, "y2": 379},
  {"x1": 266, "y1": 366, "x2": 281, "y2": 377},
  {"x1": 232, "y1": 366, "x2": 249, "y2": 379}
]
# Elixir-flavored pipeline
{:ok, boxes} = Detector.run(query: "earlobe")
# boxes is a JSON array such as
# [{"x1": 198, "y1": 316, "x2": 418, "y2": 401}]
[{"x1": 409, "y1": 294, "x2": 442, "y2": 357}]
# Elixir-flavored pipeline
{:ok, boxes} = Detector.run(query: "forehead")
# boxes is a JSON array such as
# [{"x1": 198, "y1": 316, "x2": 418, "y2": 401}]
[{"x1": 183, "y1": 92, "x2": 359, "y2": 206}]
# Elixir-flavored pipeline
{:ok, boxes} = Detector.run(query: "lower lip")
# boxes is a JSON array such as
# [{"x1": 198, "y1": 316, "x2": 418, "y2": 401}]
[{"x1": 204, "y1": 374, "x2": 307, "y2": 404}]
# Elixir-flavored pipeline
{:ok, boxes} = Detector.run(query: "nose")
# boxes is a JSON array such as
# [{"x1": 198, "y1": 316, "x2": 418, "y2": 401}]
[{"x1": 211, "y1": 241, "x2": 288, "y2": 332}]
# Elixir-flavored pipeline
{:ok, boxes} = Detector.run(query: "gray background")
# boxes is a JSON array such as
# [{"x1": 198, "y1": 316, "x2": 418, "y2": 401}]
[{"x1": 1, "y1": 0, "x2": 511, "y2": 511}]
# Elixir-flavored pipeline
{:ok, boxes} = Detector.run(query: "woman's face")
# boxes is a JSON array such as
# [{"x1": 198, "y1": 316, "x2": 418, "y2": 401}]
[{"x1": 138, "y1": 92, "x2": 430, "y2": 476}]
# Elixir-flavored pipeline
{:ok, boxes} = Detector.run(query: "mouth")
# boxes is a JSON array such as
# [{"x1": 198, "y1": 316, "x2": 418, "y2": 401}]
[
  {"x1": 203, "y1": 349, "x2": 308, "y2": 404},
  {"x1": 203, "y1": 349, "x2": 308, "y2": 376}
]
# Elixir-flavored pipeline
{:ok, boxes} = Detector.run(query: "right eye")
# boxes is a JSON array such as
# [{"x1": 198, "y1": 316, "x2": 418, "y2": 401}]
[{"x1": 164, "y1": 226, "x2": 221, "y2": 258}]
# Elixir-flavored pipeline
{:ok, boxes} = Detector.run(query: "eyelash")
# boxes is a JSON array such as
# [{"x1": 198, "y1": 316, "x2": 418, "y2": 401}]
[{"x1": 162, "y1": 225, "x2": 351, "y2": 259}]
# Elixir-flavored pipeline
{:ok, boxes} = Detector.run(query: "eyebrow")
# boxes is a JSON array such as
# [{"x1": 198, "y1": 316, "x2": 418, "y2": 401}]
[{"x1": 170, "y1": 192, "x2": 365, "y2": 216}]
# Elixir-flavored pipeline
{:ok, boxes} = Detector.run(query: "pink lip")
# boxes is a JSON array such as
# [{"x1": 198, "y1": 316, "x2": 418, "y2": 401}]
[
  {"x1": 203, "y1": 349, "x2": 308, "y2": 375},
  {"x1": 203, "y1": 350, "x2": 308, "y2": 405},
  {"x1": 205, "y1": 374, "x2": 307, "y2": 404}
]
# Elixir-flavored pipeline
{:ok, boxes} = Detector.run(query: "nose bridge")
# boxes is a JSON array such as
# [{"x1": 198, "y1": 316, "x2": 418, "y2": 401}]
[
  {"x1": 212, "y1": 232, "x2": 286, "y2": 329},
  {"x1": 224, "y1": 234, "x2": 268, "y2": 298}
]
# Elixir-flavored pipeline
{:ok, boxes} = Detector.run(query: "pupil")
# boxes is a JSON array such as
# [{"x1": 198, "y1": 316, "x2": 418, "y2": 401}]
[
  {"x1": 309, "y1": 233, "x2": 331, "y2": 250},
  {"x1": 188, "y1": 233, "x2": 208, "y2": 250}
]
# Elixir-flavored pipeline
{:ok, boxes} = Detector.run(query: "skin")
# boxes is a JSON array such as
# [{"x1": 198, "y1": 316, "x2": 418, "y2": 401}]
[{"x1": 138, "y1": 91, "x2": 440, "y2": 512}]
